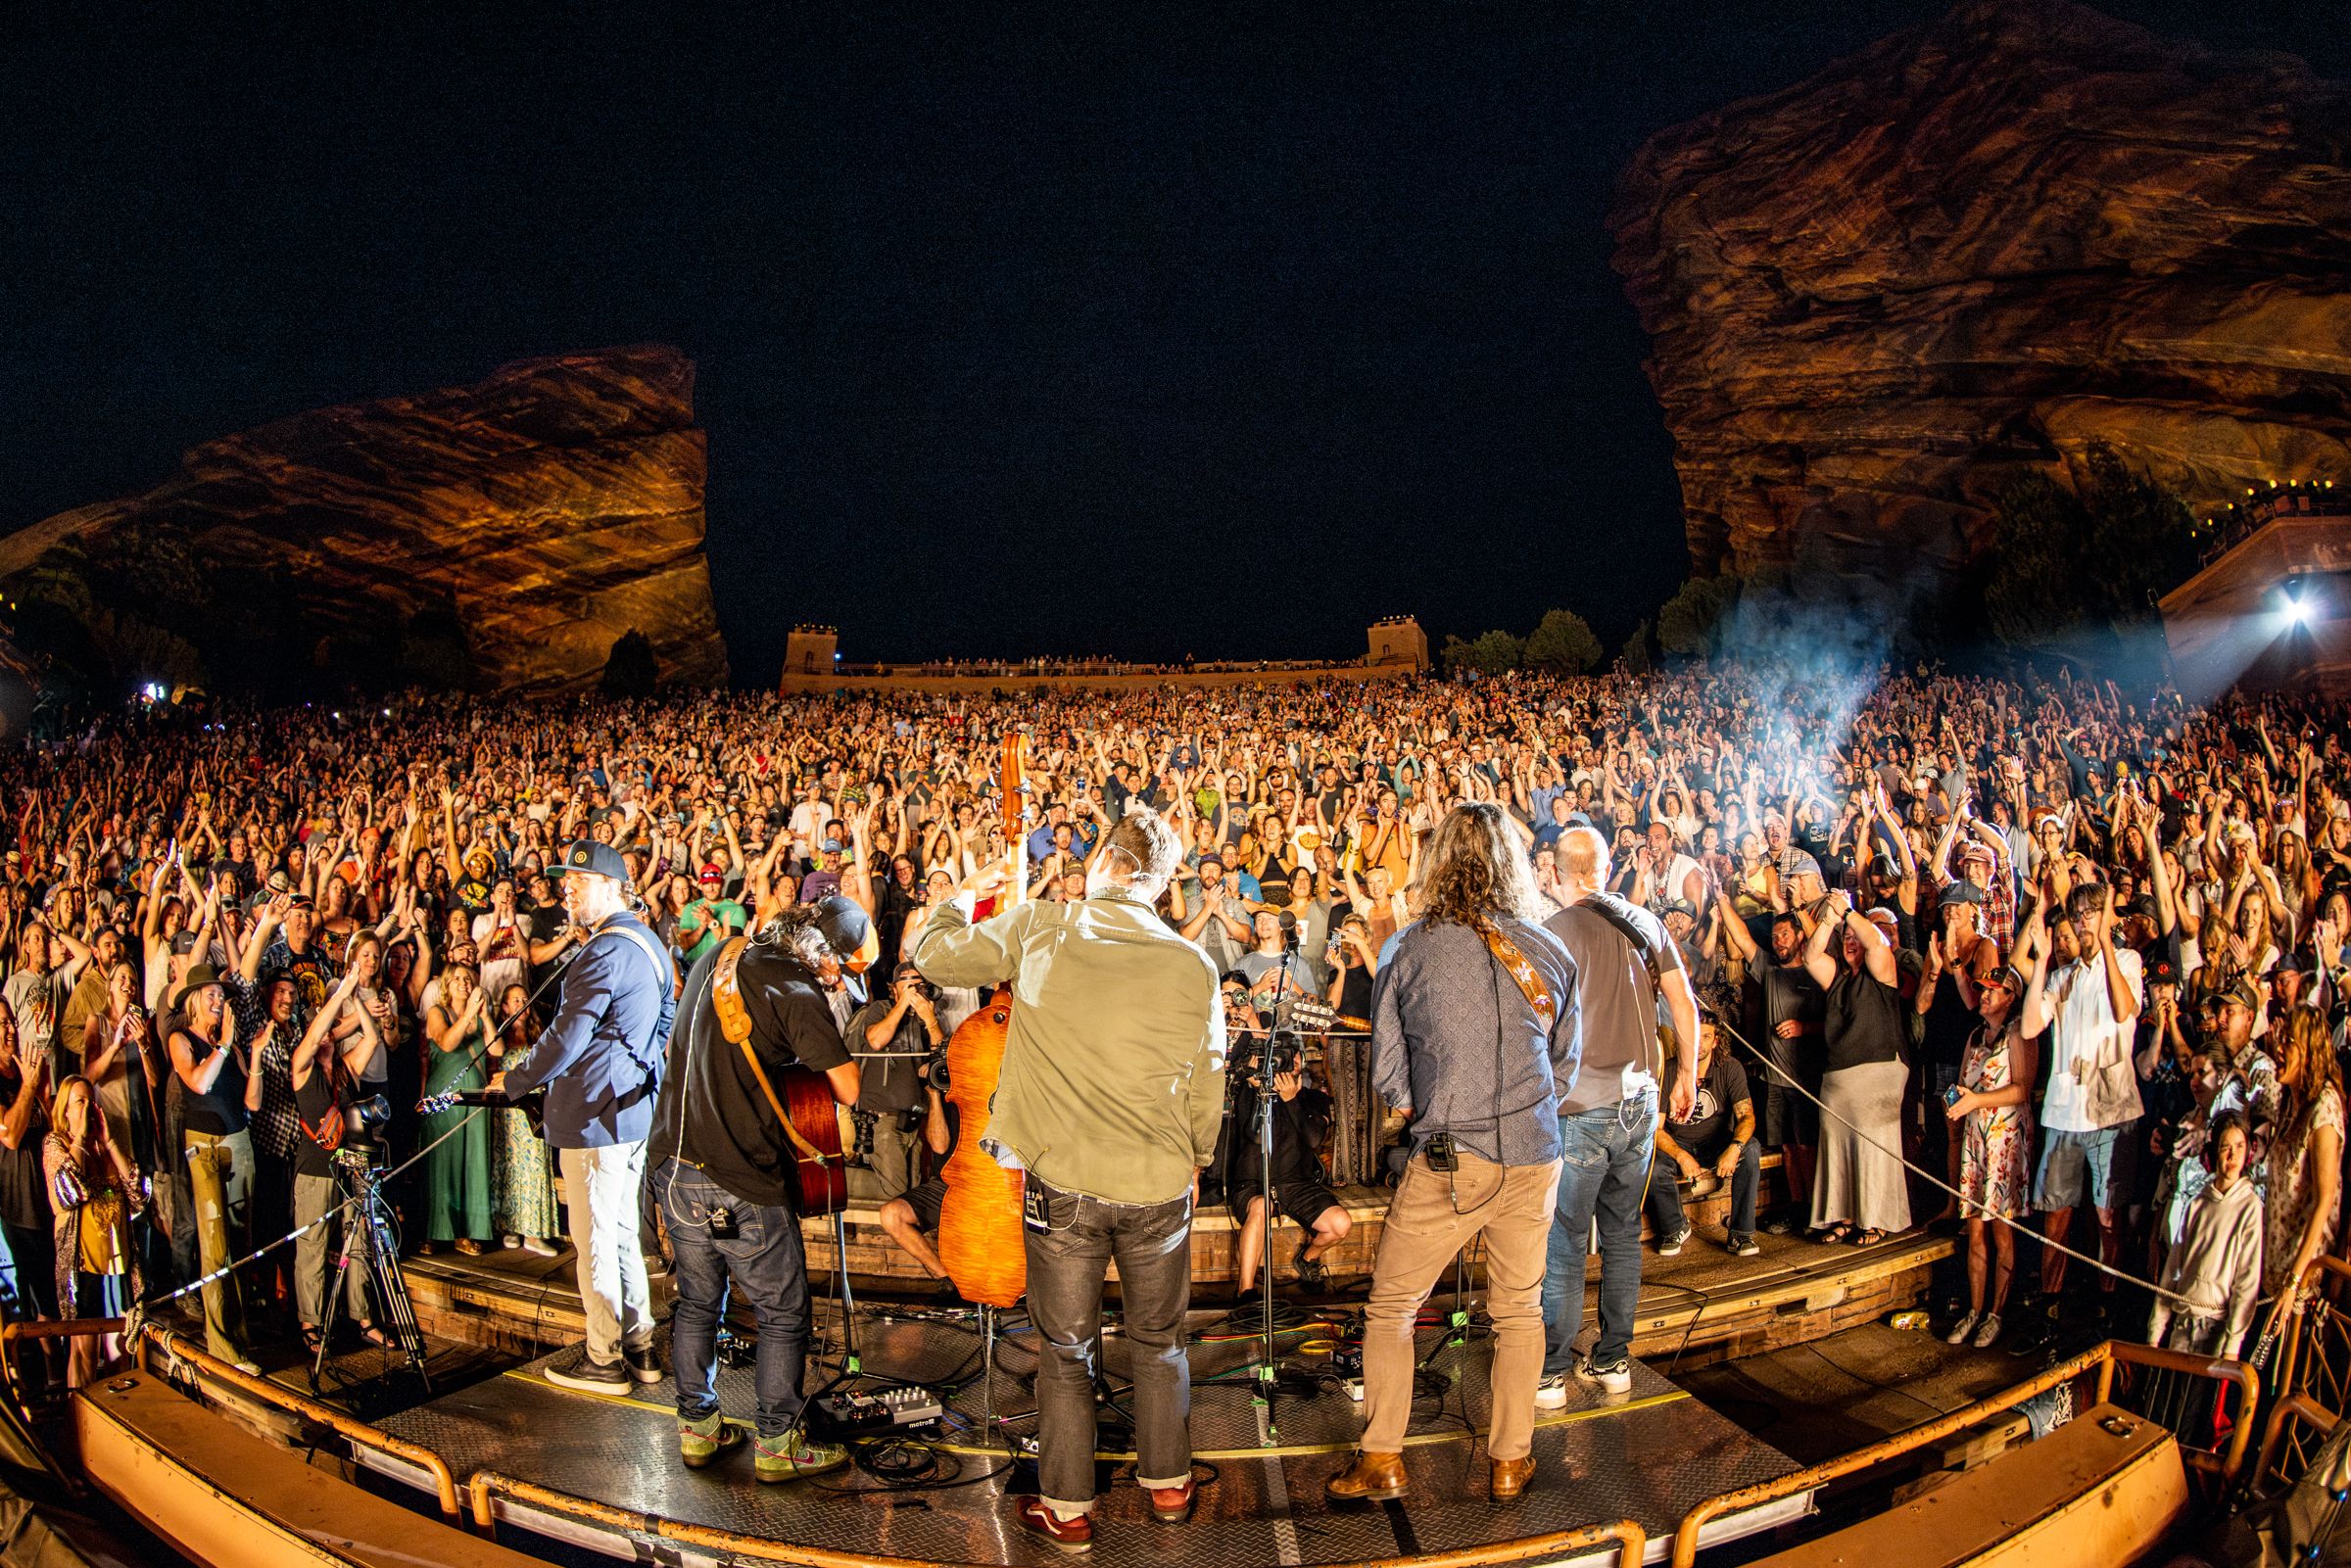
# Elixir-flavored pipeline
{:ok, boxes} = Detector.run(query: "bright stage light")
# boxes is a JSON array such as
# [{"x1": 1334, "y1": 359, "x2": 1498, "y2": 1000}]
[{"x1": 2287, "y1": 598, "x2": 2313, "y2": 628}]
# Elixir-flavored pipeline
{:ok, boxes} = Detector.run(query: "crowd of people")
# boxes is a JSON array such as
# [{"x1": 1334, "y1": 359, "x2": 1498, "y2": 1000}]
[{"x1": 0, "y1": 658, "x2": 2341, "y2": 1413}]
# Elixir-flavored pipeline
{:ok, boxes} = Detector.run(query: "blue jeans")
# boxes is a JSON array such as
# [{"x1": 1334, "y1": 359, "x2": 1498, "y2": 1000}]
[
  {"x1": 658, "y1": 1159, "x2": 811, "y2": 1439},
  {"x1": 1540, "y1": 1093, "x2": 1657, "y2": 1376},
  {"x1": 1646, "y1": 1134, "x2": 1760, "y2": 1241}
]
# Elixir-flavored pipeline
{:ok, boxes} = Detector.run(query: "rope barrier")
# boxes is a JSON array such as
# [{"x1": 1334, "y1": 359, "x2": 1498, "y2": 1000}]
[{"x1": 1711, "y1": 1009, "x2": 2196, "y2": 1310}]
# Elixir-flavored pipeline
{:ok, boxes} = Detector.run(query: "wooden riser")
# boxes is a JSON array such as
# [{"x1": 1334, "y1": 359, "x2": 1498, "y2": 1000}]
[{"x1": 401, "y1": 1209, "x2": 1948, "y2": 1373}]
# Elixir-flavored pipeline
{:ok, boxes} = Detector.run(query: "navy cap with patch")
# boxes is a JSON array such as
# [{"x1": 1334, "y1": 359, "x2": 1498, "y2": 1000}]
[{"x1": 552, "y1": 839, "x2": 629, "y2": 882}]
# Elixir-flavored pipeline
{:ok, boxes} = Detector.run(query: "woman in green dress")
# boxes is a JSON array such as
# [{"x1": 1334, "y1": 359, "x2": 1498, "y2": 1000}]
[
  {"x1": 489, "y1": 981, "x2": 560, "y2": 1256},
  {"x1": 418, "y1": 961, "x2": 494, "y2": 1256}
]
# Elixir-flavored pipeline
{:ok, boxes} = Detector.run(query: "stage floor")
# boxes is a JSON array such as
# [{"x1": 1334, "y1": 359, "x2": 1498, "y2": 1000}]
[{"x1": 363, "y1": 1308, "x2": 1810, "y2": 1567}]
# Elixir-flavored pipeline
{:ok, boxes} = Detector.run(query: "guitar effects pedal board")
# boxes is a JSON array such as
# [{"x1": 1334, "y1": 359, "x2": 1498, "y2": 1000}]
[{"x1": 812, "y1": 1385, "x2": 946, "y2": 1435}]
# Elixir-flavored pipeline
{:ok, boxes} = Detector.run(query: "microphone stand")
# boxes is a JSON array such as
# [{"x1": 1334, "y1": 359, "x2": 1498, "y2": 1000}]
[{"x1": 1251, "y1": 931, "x2": 1300, "y2": 1444}]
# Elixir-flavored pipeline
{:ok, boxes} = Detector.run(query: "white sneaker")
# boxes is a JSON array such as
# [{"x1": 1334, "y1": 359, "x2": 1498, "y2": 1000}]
[
  {"x1": 1655, "y1": 1224, "x2": 1692, "y2": 1258},
  {"x1": 1534, "y1": 1373, "x2": 1569, "y2": 1409},
  {"x1": 1973, "y1": 1312, "x2": 2003, "y2": 1350},
  {"x1": 1945, "y1": 1310, "x2": 1981, "y2": 1346},
  {"x1": 1574, "y1": 1358, "x2": 1633, "y2": 1396}
]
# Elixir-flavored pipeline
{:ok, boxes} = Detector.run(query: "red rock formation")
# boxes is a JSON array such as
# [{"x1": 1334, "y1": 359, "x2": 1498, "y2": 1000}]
[
  {"x1": 0, "y1": 346, "x2": 726, "y2": 694},
  {"x1": 1611, "y1": 0, "x2": 2351, "y2": 579}
]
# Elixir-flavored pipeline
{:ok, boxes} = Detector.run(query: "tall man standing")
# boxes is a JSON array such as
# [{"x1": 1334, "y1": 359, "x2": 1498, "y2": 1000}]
[
  {"x1": 491, "y1": 840, "x2": 676, "y2": 1393},
  {"x1": 914, "y1": 807, "x2": 1223, "y2": 1554},
  {"x1": 1538, "y1": 827, "x2": 1698, "y2": 1402}
]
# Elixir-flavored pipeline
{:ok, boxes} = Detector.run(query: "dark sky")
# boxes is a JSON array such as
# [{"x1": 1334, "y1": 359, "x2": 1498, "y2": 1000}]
[{"x1": 7, "y1": 2, "x2": 2346, "y2": 682}]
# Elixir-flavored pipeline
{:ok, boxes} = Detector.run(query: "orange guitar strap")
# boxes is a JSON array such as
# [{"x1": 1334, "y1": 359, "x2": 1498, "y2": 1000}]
[
  {"x1": 1473, "y1": 919, "x2": 1559, "y2": 1034},
  {"x1": 712, "y1": 935, "x2": 830, "y2": 1168}
]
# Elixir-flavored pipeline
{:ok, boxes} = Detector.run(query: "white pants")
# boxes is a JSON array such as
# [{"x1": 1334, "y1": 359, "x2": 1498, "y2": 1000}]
[{"x1": 559, "y1": 1142, "x2": 653, "y2": 1364}]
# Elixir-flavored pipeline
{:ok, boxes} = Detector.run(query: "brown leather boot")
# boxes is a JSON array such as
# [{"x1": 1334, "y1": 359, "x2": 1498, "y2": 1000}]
[
  {"x1": 1324, "y1": 1450, "x2": 1408, "y2": 1503},
  {"x1": 1490, "y1": 1456, "x2": 1536, "y2": 1499}
]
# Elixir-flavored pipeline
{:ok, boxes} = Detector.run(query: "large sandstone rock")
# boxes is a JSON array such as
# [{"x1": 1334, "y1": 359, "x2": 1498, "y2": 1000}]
[
  {"x1": 0, "y1": 346, "x2": 727, "y2": 694},
  {"x1": 1611, "y1": 0, "x2": 2351, "y2": 579}
]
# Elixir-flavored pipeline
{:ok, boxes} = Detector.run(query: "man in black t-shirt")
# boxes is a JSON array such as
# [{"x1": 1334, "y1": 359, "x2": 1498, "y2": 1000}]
[
  {"x1": 1647, "y1": 998, "x2": 1760, "y2": 1258},
  {"x1": 645, "y1": 902, "x2": 865, "y2": 1481}
]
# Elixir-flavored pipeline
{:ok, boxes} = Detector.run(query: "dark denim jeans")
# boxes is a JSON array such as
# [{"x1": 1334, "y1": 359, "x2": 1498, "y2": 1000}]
[
  {"x1": 1540, "y1": 1092, "x2": 1657, "y2": 1376},
  {"x1": 1646, "y1": 1133, "x2": 1760, "y2": 1241},
  {"x1": 1025, "y1": 1176, "x2": 1195, "y2": 1514},
  {"x1": 657, "y1": 1158, "x2": 811, "y2": 1439}
]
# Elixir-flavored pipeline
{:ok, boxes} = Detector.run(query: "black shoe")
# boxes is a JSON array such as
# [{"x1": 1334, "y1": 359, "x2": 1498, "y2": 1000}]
[
  {"x1": 1293, "y1": 1241, "x2": 1328, "y2": 1294},
  {"x1": 1760, "y1": 1215, "x2": 1798, "y2": 1237},
  {"x1": 545, "y1": 1345, "x2": 632, "y2": 1393},
  {"x1": 625, "y1": 1343, "x2": 665, "y2": 1385}
]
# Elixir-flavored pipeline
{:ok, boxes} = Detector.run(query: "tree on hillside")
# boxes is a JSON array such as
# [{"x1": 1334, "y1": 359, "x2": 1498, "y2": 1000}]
[
  {"x1": 1522, "y1": 608, "x2": 1603, "y2": 674},
  {"x1": 1656, "y1": 574, "x2": 1742, "y2": 657},
  {"x1": 1984, "y1": 442, "x2": 2199, "y2": 654},
  {"x1": 1440, "y1": 630, "x2": 1523, "y2": 676}
]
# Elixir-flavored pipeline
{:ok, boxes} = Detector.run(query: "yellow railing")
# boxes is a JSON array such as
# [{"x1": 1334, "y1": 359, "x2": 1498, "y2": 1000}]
[
  {"x1": 470, "y1": 1470, "x2": 1646, "y2": 1568},
  {"x1": 134, "y1": 1321, "x2": 464, "y2": 1521},
  {"x1": 1668, "y1": 1340, "x2": 2257, "y2": 1568}
]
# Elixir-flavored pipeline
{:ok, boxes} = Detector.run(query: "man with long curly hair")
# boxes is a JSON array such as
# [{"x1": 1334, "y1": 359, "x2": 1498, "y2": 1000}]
[{"x1": 1325, "y1": 803, "x2": 1582, "y2": 1508}]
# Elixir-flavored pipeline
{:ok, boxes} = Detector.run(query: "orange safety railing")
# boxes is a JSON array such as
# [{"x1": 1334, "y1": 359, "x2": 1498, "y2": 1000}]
[
  {"x1": 135, "y1": 1321, "x2": 464, "y2": 1521},
  {"x1": 2257, "y1": 1256, "x2": 2351, "y2": 1420},
  {"x1": 1666, "y1": 1341, "x2": 2257, "y2": 1568},
  {"x1": 2098, "y1": 1340, "x2": 2263, "y2": 1485},
  {"x1": 471, "y1": 1471, "x2": 1647, "y2": 1568},
  {"x1": 2, "y1": 1317, "x2": 126, "y2": 1344},
  {"x1": 2255, "y1": 1391, "x2": 2342, "y2": 1497}
]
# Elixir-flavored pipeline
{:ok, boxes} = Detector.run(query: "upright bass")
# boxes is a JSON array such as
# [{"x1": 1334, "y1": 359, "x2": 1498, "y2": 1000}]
[{"x1": 935, "y1": 731, "x2": 1031, "y2": 1308}]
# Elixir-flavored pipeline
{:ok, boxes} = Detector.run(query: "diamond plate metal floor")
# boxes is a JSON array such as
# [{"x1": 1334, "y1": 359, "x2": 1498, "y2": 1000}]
[{"x1": 369, "y1": 1311, "x2": 1806, "y2": 1566}]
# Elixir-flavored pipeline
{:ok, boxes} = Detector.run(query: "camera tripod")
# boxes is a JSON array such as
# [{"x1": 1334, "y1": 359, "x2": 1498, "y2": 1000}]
[{"x1": 309, "y1": 1146, "x2": 432, "y2": 1396}]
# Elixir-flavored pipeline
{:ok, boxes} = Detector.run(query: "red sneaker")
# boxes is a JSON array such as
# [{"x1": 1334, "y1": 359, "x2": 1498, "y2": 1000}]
[
  {"x1": 1147, "y1": 1476, "x2": 1197, "y2": 1523},
  {"x1": 1013, "y1": 1497, "x2": 1093, "y2": 1553}
]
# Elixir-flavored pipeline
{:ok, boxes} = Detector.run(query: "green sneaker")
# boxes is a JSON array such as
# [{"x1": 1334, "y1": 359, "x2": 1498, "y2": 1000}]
[
  {"x1": 679, "y1": 1412, "x2": 744, "y2": 1469},
  {"x1": 755, "y1": 1426, "x2": 848, "y2": 1483}
]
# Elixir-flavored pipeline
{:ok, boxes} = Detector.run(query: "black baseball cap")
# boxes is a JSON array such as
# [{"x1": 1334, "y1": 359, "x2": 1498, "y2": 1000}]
[
  {"x1": 552, "y1": 840, "x2": 630, "y2": 882},
  {"x1": 812, "y1": 894, "x2": 879, "y2": 973}
]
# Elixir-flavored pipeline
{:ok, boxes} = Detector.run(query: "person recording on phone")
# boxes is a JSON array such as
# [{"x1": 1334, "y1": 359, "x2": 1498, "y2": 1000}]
[{"x1": 847, "y1": 961, "x2": 944, "y2": 1204}]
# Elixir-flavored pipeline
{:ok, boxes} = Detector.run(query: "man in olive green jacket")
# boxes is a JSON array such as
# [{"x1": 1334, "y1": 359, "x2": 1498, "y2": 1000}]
[{"x1": 913, "y1": 806, "x2": 1223, "y2": 1551}]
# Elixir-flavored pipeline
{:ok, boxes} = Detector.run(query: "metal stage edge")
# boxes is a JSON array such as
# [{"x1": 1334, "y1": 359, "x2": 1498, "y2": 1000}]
[{"x1": 358, "y1": 1312, "x2": 1816, "y2": 1568}]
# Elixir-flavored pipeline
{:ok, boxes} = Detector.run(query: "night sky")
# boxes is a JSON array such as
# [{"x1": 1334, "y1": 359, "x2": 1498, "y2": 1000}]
[{"x1": 8, "y1": 2, "x2": 2346, "y2": 682}]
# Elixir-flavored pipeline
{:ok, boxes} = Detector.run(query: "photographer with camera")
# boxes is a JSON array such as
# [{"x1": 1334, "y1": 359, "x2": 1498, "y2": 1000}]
[
  {"x1": 847, "y1": 961, "x2": 943, "y2": 1204},
  {"x1": 1224, "y1": 1030, "x2": 1350, "y2": 1299},
  {"x1": 290, "y1": 969, "x2": 389, "y2": 1352},
  {"x1": 874, "y1": 1053, "x2": 958, "y2": 1291}
]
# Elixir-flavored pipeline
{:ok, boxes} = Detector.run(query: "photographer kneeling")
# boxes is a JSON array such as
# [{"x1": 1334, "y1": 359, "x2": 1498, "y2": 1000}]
[
  {"x1": 874, "y1": 1057, "x2": 958, "y2": 1292},
  {"x1": 848, "y1": 962, "x2": 943, "y2": 1205},
  {"x1": 1224, "y1": 1033, "x2": 1350, "y2": 1299}
]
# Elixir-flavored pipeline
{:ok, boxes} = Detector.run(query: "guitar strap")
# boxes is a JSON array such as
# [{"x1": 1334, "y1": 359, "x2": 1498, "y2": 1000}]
[
  {"x1": 1581, "y1": 894, "x2": 1678, "y2": 1081},
  {"x1": 712, "y1": 936, "x2": 830, "y2": 1169},
  {"x1": 1471, "y1": 919, "x2": 1559, "y2": 1034}
]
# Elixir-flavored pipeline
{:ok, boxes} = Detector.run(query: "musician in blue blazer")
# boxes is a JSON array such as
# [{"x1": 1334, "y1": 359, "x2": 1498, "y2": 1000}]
[{"x1": 491, "y1": 839, "x2": 675, "y2": 1393}]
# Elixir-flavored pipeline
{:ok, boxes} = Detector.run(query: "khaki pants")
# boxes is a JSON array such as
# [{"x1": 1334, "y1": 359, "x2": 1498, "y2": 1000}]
[
  {"x1": 182, "y1": 1128, "x2": 252, "y2": 1364},
  {"x1": 1361, "y1": 1151, "x2": 1560, "y2": 1461}
]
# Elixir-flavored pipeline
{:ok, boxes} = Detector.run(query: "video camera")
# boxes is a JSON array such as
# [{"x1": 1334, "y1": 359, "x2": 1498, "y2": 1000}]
[{"x1": 333, "y1": 1093, "x2": 396, "y2": 1169}]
